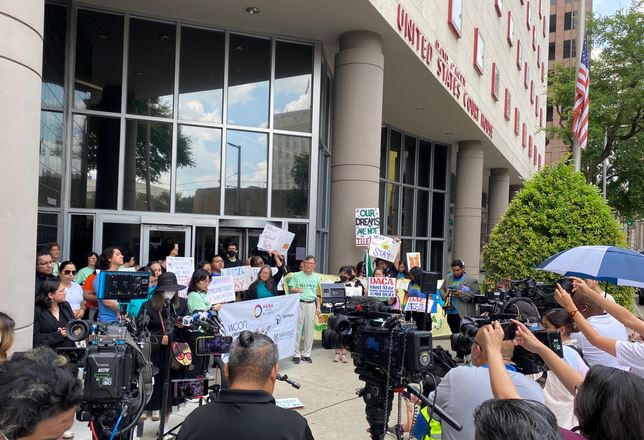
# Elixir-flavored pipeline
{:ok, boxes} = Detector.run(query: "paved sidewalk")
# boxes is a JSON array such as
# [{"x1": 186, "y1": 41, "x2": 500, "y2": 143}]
[{"x1": 71, "y1": 341, "x2": 417, "y2": 439}]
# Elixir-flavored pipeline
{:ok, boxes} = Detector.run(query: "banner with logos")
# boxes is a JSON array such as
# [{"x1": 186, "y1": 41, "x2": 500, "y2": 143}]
[
  {"x1": 166, "y1": 257, "x2": 194, "y2": 298},
  {"x1": 367, "y1": 277, "x2": 397, "y2": 297},
  {"x1": 218, "y1": 295, "x2": 299, "y2": 360},
  {"x1": 355, "y1": 208, "x2": 380, "y2": 247},
  {"x1": 257, "y1": 224, "x2": 295, "y2": 256}
]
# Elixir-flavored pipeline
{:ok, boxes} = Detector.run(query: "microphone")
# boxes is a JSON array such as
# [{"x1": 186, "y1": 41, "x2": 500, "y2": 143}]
[
  {"x1": 180, "y1": 310, "x2": 224, "y2": 332},
  {"x1": 276, "y1": 374, "x2": 301, "y2": 389}
]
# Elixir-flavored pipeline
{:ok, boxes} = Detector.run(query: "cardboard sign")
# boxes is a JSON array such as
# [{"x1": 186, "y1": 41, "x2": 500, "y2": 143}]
[
  {"x1": 367, "y1": 277, "x2": 397, "y2": 297},
  {"x1": 257, "y1": 224, "x2": 295, "y2": 256},
  {"x1": 345, "y1": 286, "x2": 363, "y2": 297},
  {"x1": 404, "y1": 296, "x2": 434, "y2": 313},
  {"x1": 206, "y1": 276, "x2": 236, "y2": 304},
  {"x1": 355, "y1": 208, "x2": 381, "y2": 247},
  {"x1": 275, "y1": 398, "x2": 304, "y2": 409},
  {"x1": 221, "y1": 266, "x2": 278, "y2": 292},
  {"x1": 406, "y1": 252, "x2": 421, "y2": 270},
  {"x1": 368, "y1": 234, "x2": 401, "y2": 263},
  {"x1": 166, "y1": 257, "x2": 194, "y2": 298}
]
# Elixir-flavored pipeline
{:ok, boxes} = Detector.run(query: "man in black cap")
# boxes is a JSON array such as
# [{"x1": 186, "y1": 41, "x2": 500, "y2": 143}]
[{"x1": 177, "y1": 331, "x2": 314, "y2": 440}]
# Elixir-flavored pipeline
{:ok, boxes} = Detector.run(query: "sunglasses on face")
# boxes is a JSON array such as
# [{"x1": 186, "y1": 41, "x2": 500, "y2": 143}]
[{"x1": 63, "y1": 270, "x2": 77, "y2": 275}]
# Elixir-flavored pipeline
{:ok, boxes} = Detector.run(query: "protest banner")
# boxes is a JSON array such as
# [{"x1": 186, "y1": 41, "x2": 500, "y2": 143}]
[
  {"x1": 368, "y1": 234, "x2": 401, "y2": 263},
  {"x1": 218, "y1": 295, "x2": 299, "y2": 360},
  {"x1": 367, "y1": 277, "x2": 397, "y2": 297},
  {"x1": 406, "y1": 252, "x2": 421, "y2": 270},
  {"x1": 206, "y1": 276, "x2": 236, "y2": 304},
  {"x1": 404, "y1": 296, "x2": 434, "y2": 313},
  {"x1": 221, "y1": 266, "x2": 279, "y2": 292},
  {"x1": 355, "y1": 208, "x2": 380, "y2": 247},
  {"x1": 166, "y1": 256, "x2": 194, "y2": 297},
  {"x1": 257, "y1": 224, "x2": 295, "y2": 256}
]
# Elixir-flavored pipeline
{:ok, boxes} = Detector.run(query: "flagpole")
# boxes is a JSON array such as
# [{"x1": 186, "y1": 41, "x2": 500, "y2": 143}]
[{"x1": 572, "y1": 0, "x2": 586, "y2": 172}]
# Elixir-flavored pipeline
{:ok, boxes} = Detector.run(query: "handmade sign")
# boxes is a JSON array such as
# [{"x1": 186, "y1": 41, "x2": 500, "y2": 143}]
[
  {"x1": 404, "y1": 296, "x2": 434, "y2": 313},
  {"x1": 206, "y1": 276, "x2": 236, "y2": 304},
  {"x1": 355, "y1": 208, "x2": 380, "y2": 247},
  {"x1": 166, "y1": 256, "x2": 194, "y2": 298},
  {"x1": 368, "y1": 234, "x2": 400, "y2": 263},
  {"x1": 406, "y1": 252, "x2": 421, "y2": 270},
  {"x1": 367, "y1": 277, "x2": 397, "y2": 297},
  {"x1": 257, "y1": 224, "x2": 295, "y2": 256},
  {"x1": 221, "y1": 266, "x2": 279, "y2": 292}
]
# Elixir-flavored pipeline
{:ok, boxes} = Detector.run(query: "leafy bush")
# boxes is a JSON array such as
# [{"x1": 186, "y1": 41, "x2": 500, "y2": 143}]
[{"x1": 482, "y1": 162, "x2": 633, "y2": 307}]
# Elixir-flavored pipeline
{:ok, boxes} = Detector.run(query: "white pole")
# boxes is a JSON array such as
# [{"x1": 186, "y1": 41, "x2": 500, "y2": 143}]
[{"x1": 572, "y1": 0, "x2": 586, "y2": 172}]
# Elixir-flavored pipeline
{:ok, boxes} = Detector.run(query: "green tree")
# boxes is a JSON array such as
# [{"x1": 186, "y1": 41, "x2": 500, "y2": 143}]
[
  {"x1": 482, "y1": 163, "x2": 633, "y2": 307},
  {"x1": 546, "y1": 2, "x2": 643, "y2": 220}
]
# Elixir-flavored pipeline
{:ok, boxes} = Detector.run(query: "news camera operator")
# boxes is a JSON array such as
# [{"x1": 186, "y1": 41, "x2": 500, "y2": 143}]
[
  {"x1": 177, "y1": 331, "x2": 314, "y2": 440},
  {"x1": 426, "y1": 323, "x2": 544, "y2": 440},
  {"x1": 0, "y1": 347, "x2": 83, "y2": 440},
  {"x1": 554, "y1": 278, "x2": 644, "y2": 377},
  {"x1": 488, "y1": 319, "x2": 644, "y2": 440}
]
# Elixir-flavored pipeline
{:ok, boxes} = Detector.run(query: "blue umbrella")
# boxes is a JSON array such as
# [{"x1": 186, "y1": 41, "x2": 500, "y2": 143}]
[{"x1": 537, "y1": 245, "x2": 644, "y2": 288}]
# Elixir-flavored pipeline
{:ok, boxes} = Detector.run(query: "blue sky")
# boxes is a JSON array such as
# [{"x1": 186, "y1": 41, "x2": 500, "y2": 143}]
[{"x1": 593, "y1": 0, "x2": 630, "y2": 17}]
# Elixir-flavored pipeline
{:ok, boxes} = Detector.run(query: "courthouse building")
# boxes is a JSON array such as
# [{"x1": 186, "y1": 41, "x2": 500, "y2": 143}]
[{"x1": 2, "y1": 0, "x2": 547, "y2": 349}]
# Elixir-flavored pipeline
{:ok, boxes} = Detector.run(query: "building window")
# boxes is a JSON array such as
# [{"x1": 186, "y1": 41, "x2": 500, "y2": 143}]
[
  {"x1": 534, "y1": 146, "x2": 538, "y2": 166},
  {"x1": 495, "y1": 0, "x2": 503, "y2": 17},
  {"x1": 539, "y1": 0, "x2": 544, "y2": 18},
  {"x1": 272, "y1": 135, "x2": 311, "y2": 218},
  {"x1": 473, "y1": 28, "x2": 485, "y2": 74},
  {"x1": 448, "y1": 0, "x2": 463, "y2": 38},
  {"x1": 541, "y1": 62, "x2": 546, "y2": 82},
  {"x1": 524, "y1": 62, "x2": 529, "y2": 88},
  {"x1": 572, "y1": 39, "x2": 577, "y2": 58},
  {"x1": 549, "y1": 42, "x2": 556, "y2": 60},
  {"x1": 564, "y1": 12, "x2": 573, "y2": 30},
  {"x1": 571, "y1": 10, "x2": 578, "y2": 29},
  {"x1": 538, "y1": 154, "x2": 542, "y2": 169},
  {"x1": 526, "y1": 1, "x2": 532, "y2": 30},
  {"x1": 530, "y1": 80, "x2": 535, "y2": 104},
  {"x1": 546, "y1": 104, "x2": 554, "y2": 122},
  {"x1": 528, "y1": 135, "x2": 533, "y2": 157},
  {"x1": 522, "y1": 123, "x2": 527, "y2": 147},
  {"x1": 491, "y1": 63, "x2": 500, "y2": 100},
  {"x1": 550, "y1": 0, "x2": 557, "y2": 5},
  {"x1": 504, "y1": 89, "x2": 511, "y2": 121},
  {"x1": 507, "y1": 12, "x2": 514, "y2": 46},
  {"x1": 532, "y1": 25, "x2": 537, "y2": 50},
  {"x1": 535, "y1": 94, "x2": 539, "y2": 116},
  {"x1": 537, "y1": 45, "x2": 541, "y2": 67},
  {"x1": 514, "y1": 108, "x2": 520, "y2": 135},
  {"x1": 42, "y1": 3, "x2": 67, "y2": 110},
  {"x1": 274, "y1": 41, "x2": 313, "y2": 132},
  {"x1": 563, "y1": 39, "x2": 572, "y2": 58},
  {"x1": 517, "y1": 41, "x2": 523, "y2": 69},
  {"x1": 540, "y1": 108, "x2": 544, "y2": 127},
  {"x1": 543, "y1": 15, "x2": 547, "y2": 37}
]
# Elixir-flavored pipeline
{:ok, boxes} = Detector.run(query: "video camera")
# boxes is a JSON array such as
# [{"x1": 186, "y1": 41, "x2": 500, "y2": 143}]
[
  {"x1": 475, "y1": 278, "x2": 574, "y2": 316},
  {"x1": 58, "y1": 271, "x2": 153, "y2": 440}
]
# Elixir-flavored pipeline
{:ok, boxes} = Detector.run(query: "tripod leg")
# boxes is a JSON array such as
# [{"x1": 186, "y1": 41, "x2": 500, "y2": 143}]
[{"x1": 362, "y1": 382, "x2": 393, "y2": 440}]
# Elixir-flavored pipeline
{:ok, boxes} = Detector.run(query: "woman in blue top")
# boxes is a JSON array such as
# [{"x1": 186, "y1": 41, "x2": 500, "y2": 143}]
[
  {"x1": 404, "y1": 267, "x2": 428, "y2": 331},
  {"x1": 244, "y1": 263, "x2": 285, "y2": 301}
]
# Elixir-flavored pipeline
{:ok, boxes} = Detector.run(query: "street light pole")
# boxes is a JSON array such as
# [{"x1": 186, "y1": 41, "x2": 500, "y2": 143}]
[{"x1": 572, "y1": 0, "x2": 586, "y2": 172}]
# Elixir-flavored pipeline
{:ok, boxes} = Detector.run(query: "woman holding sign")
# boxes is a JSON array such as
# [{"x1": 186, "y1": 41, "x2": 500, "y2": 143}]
[{"x1": 245, "y1": 252, "x2": 285, "y2": 300}]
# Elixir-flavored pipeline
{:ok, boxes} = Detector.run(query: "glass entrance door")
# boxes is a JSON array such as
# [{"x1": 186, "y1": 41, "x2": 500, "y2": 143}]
[{"x1": 141, "y1": 225, "x2": 192, "y2": 266}]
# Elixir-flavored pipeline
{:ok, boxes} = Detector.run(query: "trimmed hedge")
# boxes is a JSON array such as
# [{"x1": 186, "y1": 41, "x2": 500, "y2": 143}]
[{"x1": 482, "y1": 162, "x2": 633, "y2": 307}]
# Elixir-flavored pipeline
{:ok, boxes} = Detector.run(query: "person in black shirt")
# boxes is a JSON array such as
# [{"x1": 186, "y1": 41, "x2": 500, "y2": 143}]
[
  {"x1": 35, "y1": 249, "x2": 55, "y2": 296},
  {"x1": 33, "y1": 279, "x2": 76, "y2": 349},
  {"x1": 178, "y1": 331, "x2": 314, "y2": 440},
  {"x1": 223, "y1": 242, "x2": 244, "y2": 268}
]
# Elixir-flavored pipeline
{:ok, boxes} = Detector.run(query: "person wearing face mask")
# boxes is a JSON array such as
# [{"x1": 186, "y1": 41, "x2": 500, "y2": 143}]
[{"x1": 224, "y1": 243, "x2": 243, "y2": 268}]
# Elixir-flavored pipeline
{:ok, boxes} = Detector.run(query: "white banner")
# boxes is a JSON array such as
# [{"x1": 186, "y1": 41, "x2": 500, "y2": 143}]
[
  {"x1": 219, "y1": 295, "x2": 299, "y2": 360},
  {"x1": 404, "y1": 296, "x2": 434, "y2": 313},
  {"x1": 368, "y1": 234, "x2": 401, "y2": 263},
  {"x1": 257, "y1": 224, "x2": 295, "y2": 256},
  {"x1": 166, "y1": 256, "x2": 194, "y2": 298},
  {"x1": 221, "y1": 266, "x2": 279, "y2": 292},
  {"x1": 355, "y1": 208, "x2": 380, "y2": 247},
  {"x1": 207, "y1": 276, "x2": 236, "y2": 304},
  {"x1": 367, "y1": 277, "x2": 397, "y2": 297}
]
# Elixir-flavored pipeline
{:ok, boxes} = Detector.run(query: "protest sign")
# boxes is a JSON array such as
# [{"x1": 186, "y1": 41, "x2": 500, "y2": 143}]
[
  {"x1": 367, "y1": 277, "x2": 397, "y2": 297},
  {"x1": 257, "y1": 224, "x2": 295, "y2": 256},
  {"x1": 206, "y1": 276, "x2": 236, "y2": 304},
  {"x1": 355, "y1": 208, "x2": 380, "y2": 247},
  {"x1": 221, "y1": 266, "x2": 279, "y2": 292},
  {"x1": 345, "y1": 286, "x2": 363, "y2": 297},
  {"x1": 166, "y1": 256, "x2": 194, "y2": 297},
  {"x1": 406, "y1": 252, "x2": 421, "y2": 270},
  {"x1": 368, "y1": 234, "x2": 400, "y2": 263},
  {"x1": 218, "y1": 295, "x2": 299, "y2": 360},
  {"x1": 404, "y1": 296, "x2": 434, "y2": 313},
  {"x1": 275, "y1": 398, "x2": 304, "y2": 409}
]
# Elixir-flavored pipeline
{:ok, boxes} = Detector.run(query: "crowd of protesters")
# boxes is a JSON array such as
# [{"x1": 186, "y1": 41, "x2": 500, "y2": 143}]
[{"x1": 2, "y1": 239, "x2": 644, "y2": 440}]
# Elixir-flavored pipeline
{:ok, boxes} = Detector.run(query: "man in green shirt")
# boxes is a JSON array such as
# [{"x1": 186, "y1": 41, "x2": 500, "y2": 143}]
[{"x1": 286, "y1": 255, "x2": 321, "y2": 364}]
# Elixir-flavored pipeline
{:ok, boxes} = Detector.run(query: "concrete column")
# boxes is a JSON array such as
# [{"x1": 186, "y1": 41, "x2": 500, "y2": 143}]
[
  {"x1": 0, "y1": 0, "x2": 45, "y2": 352},
  {"x1": 328, "y1": 31, "x2": 384, "y2": 267},
  {"x1": 453, "y1": 142, "x2": 484, "y2": 276},
  {"x1": 487, "y1": 168, "x2": 510, "y2": 234}
]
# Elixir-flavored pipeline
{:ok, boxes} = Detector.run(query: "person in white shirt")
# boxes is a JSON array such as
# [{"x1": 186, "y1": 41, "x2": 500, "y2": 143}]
[
  {"x1": 555, "y1": 278, "x2": 644, "y2": 377},
  {"x1": 541, "y1": 308, "x2": 589, "y2": 429},
  {"x1": 584, "y1": 278, "x2": 616, "y2": 303}
]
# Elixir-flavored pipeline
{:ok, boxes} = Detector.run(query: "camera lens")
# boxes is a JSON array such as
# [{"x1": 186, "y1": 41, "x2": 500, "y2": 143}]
[{"x1": 66, "y1": 320, "x2": 90, "y2": 342}]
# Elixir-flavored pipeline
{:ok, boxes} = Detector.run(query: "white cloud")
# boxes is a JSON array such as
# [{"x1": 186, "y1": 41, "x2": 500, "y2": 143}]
[
  {"x1": 284, "y1": 92, "x2": 310, "y2": 112},
  {"x1": 244, "y1": 160, "x2": 267, "y2": 188},
  {"x1": 228, "y1": 83, "x2": 258, "y2": 105}
]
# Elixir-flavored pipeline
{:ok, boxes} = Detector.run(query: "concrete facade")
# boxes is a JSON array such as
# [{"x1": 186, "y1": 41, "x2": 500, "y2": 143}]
[
  {"x1": 487, "y1": 168, "x2": 510, "y2": 234},
  {"x1": 0, "y1": 0, "x2": 45, "y2": 353}
]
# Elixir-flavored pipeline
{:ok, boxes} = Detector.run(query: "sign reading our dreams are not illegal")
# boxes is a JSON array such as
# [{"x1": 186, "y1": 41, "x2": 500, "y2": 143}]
[{"x1": 355, "y1": 208, "x2": 380, "y2": 247}]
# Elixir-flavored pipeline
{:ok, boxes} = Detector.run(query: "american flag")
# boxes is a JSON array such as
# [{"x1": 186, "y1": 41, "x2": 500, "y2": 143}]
[{"x1": 572, "y1": 34, "x2": 590, "y2": 149}]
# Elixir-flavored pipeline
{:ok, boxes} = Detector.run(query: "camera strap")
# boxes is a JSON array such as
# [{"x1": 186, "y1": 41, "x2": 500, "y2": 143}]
[{"x1": 159, "y1": 311, "x2": 166, "y2": 334}]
